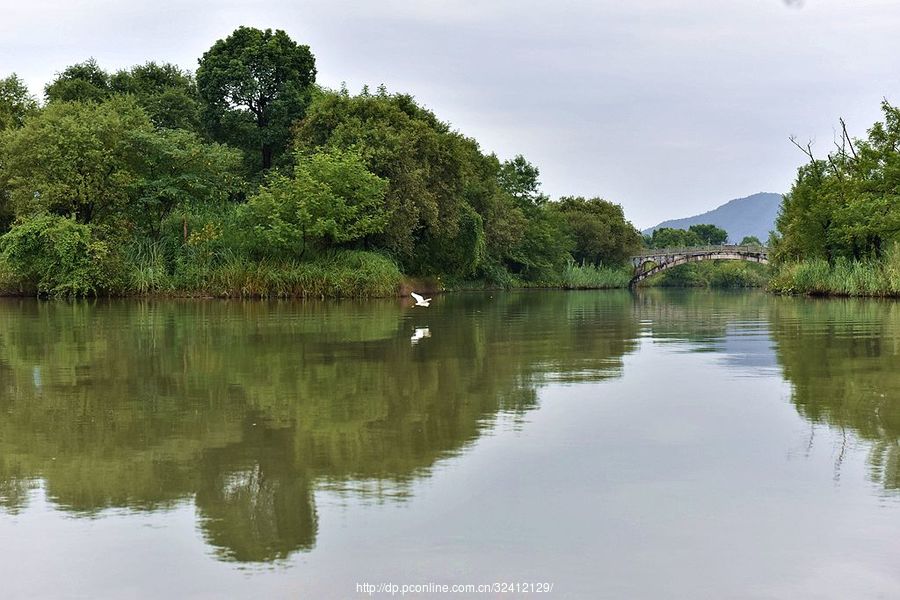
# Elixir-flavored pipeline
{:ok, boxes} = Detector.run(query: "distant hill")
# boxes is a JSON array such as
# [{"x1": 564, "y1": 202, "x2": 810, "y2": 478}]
[{"x1": 643, "y1": 192, "x2": 782, "y2": 243}]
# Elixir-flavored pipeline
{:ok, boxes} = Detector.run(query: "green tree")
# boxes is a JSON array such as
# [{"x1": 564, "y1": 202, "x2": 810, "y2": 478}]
[
  {"x1": 0, "y1": 74, "x2": 38, "y2": 131},
  {"x1": 132, "y1": 128, "x2": 242, "y2": 236},
  {"x1": 1, "y1": 96, "x2": 152, "y2": 225},
  {"x1": 110, "y1": 62, "x2": 201, "y2": 130},
  {"x1": 688, "y1": 223, "x2": 728, "y2": 245},
  {"x1": 294, "y1": 88, "x2": 489, "y2": 273},
  {"x1": 554, "y1": 196, "x2": 642, "y2": 266},
  {"x1": 238, "y1": 149, "x2": 388, "y2": 258},
  {"x1": 646, "y1": 227, "x2": 703, "y2": 248},
  {"x1": 776, "y1": 102, "x2": 900, "y2": 263},
  {"x1": 197, "y1": 26, "x2": 317, "y2": 171},
  {"x1": 739, "y1": 235, "x2": 763, "y2": 246},
  {"x1": 44, "y1": 58, "x2": 111, "y2": 103},
  {"x1": 0, "y1": 214, "x2": 124, "y2": 295}
]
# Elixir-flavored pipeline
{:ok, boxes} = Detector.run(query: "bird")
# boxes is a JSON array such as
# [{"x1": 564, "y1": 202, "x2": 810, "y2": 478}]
[
  {"x1": 410, "y1": 292, "x2": 431, "y2": 307},
  {"x1": 410, "y1": 327, "x2": 431, "y2": 344}
]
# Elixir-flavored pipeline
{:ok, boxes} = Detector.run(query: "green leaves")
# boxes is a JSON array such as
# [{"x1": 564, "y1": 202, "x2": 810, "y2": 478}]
[
  {"x1": 197, "y1": 27, "x2": 316, "y2": 171},
  {"x1": 554, "y1": 196, "x2": 642, "y2": 266},
  {"x1": 237, "y1": 149, "x2": 388, "y2": 259},
  {"x1": 0, "y1": 74, "x2": 38, "y2": 132},
  {"x1": 776, "y1": 101, "x2": 900, "y2": 263}
]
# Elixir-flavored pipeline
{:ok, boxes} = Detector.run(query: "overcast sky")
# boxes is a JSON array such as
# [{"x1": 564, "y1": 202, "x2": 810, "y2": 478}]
[{"x1": 2, "y1": 0, "x2": 899, "y2": 228}]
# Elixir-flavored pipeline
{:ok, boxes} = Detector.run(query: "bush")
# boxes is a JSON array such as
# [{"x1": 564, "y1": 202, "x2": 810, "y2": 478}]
[{"x1": 0, "y1": 214, "x2": 125, "y2": 296}]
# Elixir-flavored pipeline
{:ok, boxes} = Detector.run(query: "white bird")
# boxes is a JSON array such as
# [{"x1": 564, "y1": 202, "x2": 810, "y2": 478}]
[
  {"x1": 410, "y1": 292, "x2": 431, "y2": 307},
  {"x1": 410, "y1": 327, "x2": 431, "y2": 344}
]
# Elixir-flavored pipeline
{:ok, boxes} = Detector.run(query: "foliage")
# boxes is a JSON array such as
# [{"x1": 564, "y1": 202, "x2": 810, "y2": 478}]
[
  {"x1": 768, "y1": 242, "x2": 900, "y2": 297},
  {"x1": 559, "y1": 260, "x2": 632, "y2": 289},
  {"x1": 45, "y1": 59, "x2": 202, "y2": 131},
  {"x1": 110, "y1": 62, "x2": 202, "y2": 130},
  {"x1": 295, "y1": 88, "x2": 481, "y2": 268},
  {"x1": 0, "y1": 214, "x2": 124, "y2": 296},
  {"x1": 237, "y1": 149, "x2": 388, "y2": 259},
  {"x1": 688, "y1": 223, "x2": 728, "y2": 245},
  {"x1": 0, "y1": 74, "x2": 38, "y2": 131},
  {"x1": 1, "y1": 96, "x2": 153, "y2": 224},
  {"x1": 775, "y1": 101, "x2": 900, "y2": 263},
  {"x1": 132, "y1": 128, "x2": 242, "y2": 235},
  {"x1": 645, "y1": 226, "x2": 703, "y2": 248},
  {"x1": 644, "y1": 223, "x2": 729, "y2": 248},
  {"x1": 44, "y1": 58, "x2": 111, "y2": 103},
  {"x1": 197, "y1": 26, "x2": 317, "y2": 171},
  {"x1": 554, "y1": 196, "x2": 642, "y2": 266},
  {"x1": 740, "y1": 235, "x2": 763, "y2": 246},
  {"x1": 0, "y1": 31, "x2": 652, "y2": 297}
]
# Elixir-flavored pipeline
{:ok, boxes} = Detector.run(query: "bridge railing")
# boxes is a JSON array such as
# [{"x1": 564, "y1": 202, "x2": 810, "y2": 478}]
[{"x1": 632, "y1": 244, "x2": 769, "y2": 259}]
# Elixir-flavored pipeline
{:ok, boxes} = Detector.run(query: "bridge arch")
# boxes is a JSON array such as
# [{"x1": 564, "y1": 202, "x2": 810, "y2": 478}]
[{"x1": 629, "y1": 246, "x2": 769, "y2": 287}]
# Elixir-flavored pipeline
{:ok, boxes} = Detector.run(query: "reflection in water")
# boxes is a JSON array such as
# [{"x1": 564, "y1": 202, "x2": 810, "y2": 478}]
[
  {"x1": 2, "y1": 290, "x2": 899, "y2": 579},
  {"x1": 0, "y1": 292, "x2": 639, "y2": 563},
  {"x1": 769, "y1": 298, "x2": 900, "y2": 492}
]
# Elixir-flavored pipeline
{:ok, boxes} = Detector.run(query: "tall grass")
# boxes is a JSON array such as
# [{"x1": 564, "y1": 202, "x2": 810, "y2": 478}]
[
  {"x1": 558, "y1": 261, "x2": 632, "y2": 289},
  {"x1": 186, "y1": 250, "x2": 403, "y2": 298},
  {"x1": 769, "y1": 243, "x2": 900, "y2": 297}
]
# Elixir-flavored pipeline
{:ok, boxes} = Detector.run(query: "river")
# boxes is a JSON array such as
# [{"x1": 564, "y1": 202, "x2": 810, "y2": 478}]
[{"x1": 1, "y1": 290, "x2": 898, "y2": 599}]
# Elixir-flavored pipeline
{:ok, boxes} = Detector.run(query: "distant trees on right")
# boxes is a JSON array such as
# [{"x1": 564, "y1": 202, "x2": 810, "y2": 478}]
[{"x1": 774, "y1": 101, "x2": 900, "y2": 263}]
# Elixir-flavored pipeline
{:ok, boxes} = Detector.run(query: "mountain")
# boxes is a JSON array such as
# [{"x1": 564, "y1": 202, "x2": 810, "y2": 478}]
[{"x1": 643, "y1": 192, "x2": 782, "y2": 243}]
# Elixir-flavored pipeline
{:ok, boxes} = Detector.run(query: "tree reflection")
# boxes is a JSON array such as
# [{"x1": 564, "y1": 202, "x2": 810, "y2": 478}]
[
  {"x1": 0, "y1": 292, "x2": 638, "y2": 562},
  {"x1": 769, "y1": 298, "x2": 900, "y2": 492}
]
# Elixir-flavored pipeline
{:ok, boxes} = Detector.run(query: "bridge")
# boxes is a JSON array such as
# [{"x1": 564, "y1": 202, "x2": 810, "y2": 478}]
[{"x1": 629, "y1": 245, "x2": 770, "y2": 287}]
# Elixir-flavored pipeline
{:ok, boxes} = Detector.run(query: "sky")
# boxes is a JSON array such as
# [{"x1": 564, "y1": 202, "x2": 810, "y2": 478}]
[{"x1": 2, "y1": 0, "x2": 899, "y2": 229}]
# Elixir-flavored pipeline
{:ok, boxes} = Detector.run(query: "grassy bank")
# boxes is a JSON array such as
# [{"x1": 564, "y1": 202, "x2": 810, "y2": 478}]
[
  {"x1": 768, "y1": 245, "x2": 900, "y2": 297},
  {"x1": 0, "y1": 248, "x2": 405, "y2": 299}
]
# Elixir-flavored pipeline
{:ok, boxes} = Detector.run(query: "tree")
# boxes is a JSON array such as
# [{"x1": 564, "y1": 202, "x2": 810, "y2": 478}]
[
  {"x1": 294, "y1": 88, "x2": 487, "y2": 272},
  {"x1": 0, "y1": 74, "x2": 38, "y2": 131},
  {"x1": 238, "y1": 149, "x2": 388, "y2": 258},
  {"x1": 645, "y1": 227, "x2": 703, "y2": 248},
  {"x1": 131, "y1": 128, "x2": 242, "y2": 236},
  {"x1": 110, "y1": 62, "x2": 201, "y2": 130},
  {"x1": 1, "y1": 96, "x2": 240, "y2": 232},
  {"x1": 44, "y1": 59, "x2": 111, "y2": 103},
  {"x1": 554, "y1": 196, "x2": 643, "y2": 266},
  {"x1": 776, "y1": 101, "x2": 900, "y2": 263},
  {"x1": 498, "y1": 155, "x2": 546, "y2": 207},
  {"x1": 739, "y1": 235, "x2": 762, "y2": 246},
  {"x1": 688, "y1": 223, "x2": 728, "y2": 245},
  {"x1": 1, "y1": 97, "x2": 152, "y2": 225},
  {"x1": 197, "y1": 27, "x2": 317, "y2": 171}
]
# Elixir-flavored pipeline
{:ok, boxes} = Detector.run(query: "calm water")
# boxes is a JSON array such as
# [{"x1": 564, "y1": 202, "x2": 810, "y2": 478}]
[{"x1": 1, "y1": 290, "x2": 899, "y2": 599}]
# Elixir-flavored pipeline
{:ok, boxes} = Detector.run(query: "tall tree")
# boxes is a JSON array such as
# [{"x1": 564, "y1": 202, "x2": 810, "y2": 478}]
[
  {"x1": 44, "y1": 59, "x2": 111, "y2": 103},
  {"x1": 0, "y1": 74, "x2": 38, "y2": 131},
  {"x1": 688, "y1": 223, "x2": 728, "y2": 245},
  {"x1": 110, "y1": 62, "x2": 201, "y2": 130},
  {"x1": 554, "y1": 197, "x2": 643, "y2": 266},
  {"x1": 197, "y1": 27, "x2": 316, "y2": 171}
]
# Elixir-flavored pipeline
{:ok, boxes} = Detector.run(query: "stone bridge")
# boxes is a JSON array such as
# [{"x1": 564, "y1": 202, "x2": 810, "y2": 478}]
[{"x1": 629, "y1": 245, "x2": 770, "y2": 287}]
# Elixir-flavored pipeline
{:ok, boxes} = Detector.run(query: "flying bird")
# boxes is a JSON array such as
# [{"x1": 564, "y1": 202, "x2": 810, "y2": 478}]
[{"x1": 410, "y1": 292, "x2": 431, "y2": 307}]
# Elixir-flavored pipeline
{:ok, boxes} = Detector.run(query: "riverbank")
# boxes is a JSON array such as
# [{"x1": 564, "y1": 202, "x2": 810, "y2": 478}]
[
  {"x1": 768, "y1": 250, "x2": 900, "y2": 298},
  {"x1": 0, "y1": 250, "x2": 774, "y2": 298}
]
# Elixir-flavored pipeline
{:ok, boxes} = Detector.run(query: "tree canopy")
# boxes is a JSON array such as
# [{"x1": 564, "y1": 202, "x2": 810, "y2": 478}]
[
  {"x1": 775, "y1": 101, "x2": 900, "y2": 263},
  {"x1": 197, "y1": 26, "x2": 317, "y2": 172}
]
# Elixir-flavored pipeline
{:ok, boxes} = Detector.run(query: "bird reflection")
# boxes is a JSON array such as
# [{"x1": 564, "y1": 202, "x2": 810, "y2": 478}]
[{"x1": 411, "y1": 327, "x2": 431, "y2": 345}]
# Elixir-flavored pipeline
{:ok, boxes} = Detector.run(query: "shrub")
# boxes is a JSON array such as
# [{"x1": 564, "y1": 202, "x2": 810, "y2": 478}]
[{"x1": 0, "y1": 214, "x2": 125, "y2": 296}]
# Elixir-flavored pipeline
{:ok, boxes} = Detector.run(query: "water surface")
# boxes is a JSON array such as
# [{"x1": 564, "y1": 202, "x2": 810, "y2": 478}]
[{"x1": 1, "y1": 290, "x2": 899, "y2": 599}]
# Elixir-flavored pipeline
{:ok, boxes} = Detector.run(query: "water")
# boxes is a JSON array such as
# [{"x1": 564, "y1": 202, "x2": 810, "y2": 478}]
[{"x1": 1, "y1": 290, "x2": 898, "y2": 599}]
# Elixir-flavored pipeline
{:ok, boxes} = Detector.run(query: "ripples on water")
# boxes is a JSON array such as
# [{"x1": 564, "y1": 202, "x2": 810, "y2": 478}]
[{"x1": 0, "y1": 290, "x2": 899, "y2": 598}]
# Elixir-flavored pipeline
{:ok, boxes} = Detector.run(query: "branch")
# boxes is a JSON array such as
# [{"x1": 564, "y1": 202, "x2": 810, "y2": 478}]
[
  {"x1": 789, "y1": 135, "x2": 815, "y2": 161},
  {"x1": 839, "y1": 118, "x2": 859, "y2": 161}
]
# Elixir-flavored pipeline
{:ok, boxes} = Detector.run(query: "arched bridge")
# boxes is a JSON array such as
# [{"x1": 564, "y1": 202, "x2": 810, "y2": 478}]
[{"x1": 629, "y1": 245, "x2": 770, "y2": 287}]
